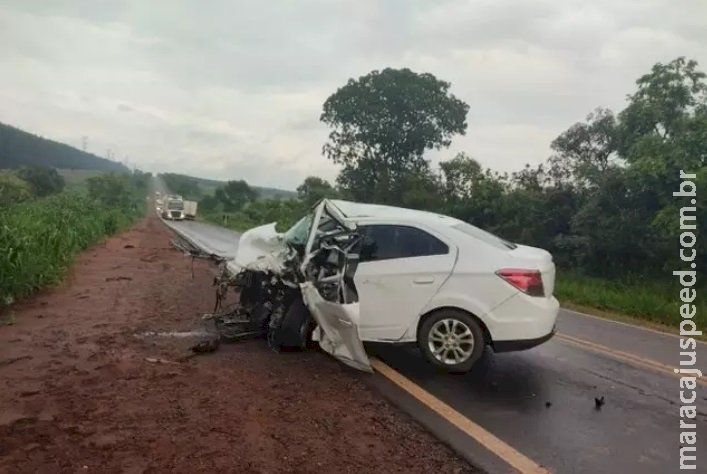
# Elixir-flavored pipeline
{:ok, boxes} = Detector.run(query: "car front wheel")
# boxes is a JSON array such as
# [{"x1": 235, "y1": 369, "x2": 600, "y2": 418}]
[{"x1": 418, "y1": 309, "x2": 485, "y2": 373}]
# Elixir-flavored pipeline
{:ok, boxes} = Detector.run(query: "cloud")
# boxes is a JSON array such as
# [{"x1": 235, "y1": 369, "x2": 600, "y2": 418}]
[{"x1": 0, "y1": 0, "x2": 705, "y2": 189}]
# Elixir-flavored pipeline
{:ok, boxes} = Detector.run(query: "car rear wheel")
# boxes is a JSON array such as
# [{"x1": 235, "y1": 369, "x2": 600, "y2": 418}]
[{"x1": 418, "y1": 309, "x2": 485, "y2": 373}]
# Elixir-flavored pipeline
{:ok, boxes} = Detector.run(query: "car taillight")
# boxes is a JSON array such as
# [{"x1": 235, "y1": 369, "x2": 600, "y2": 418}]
[{"x1": 496, "y1": 268, "x2": 544, "y2": 297}]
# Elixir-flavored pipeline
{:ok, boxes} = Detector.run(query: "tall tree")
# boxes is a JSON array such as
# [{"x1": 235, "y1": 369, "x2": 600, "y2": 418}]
[
  {"x1": 321, "y1": 68, "x2": 469, "y2": 203},
  {"x1": 548, "y1": 108, "x2": 619, "y2": 188},
  {"x1": 440, "y1": 152, "x2": 484, "y2": 200},
  {"x1": 296, "y1": 176, "x2": 337, "y2": 207},
  {"x1": 215, "y1": 180, "x2": 257, "y2": 211}
]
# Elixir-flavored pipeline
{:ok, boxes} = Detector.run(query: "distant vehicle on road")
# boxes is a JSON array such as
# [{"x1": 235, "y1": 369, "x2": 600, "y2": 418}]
[
  {"x1": 162, "y1": 197, "x2": 185, "y2": 220},
  {"x1": 183, "y1": 200, "x2": 198, "y2": 220}
]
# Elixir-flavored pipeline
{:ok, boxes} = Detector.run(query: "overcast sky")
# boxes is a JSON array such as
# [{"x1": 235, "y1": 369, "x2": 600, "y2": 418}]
[{"x1": 1, "y1": 1, "x2": 705, "y2": 189}]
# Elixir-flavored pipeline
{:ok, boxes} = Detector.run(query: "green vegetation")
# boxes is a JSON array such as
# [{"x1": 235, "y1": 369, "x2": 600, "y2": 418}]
[
  {"x1": 0, "y1": 170, "x2": 149, "y2": 309},
  {"x1": 160, "y1": 172, "x2": 295, "y2": 200},
  {"x1": 57, "y1": 169, "x2": 107, "y2": 186},
  {"x1": 556, "y1": 273, "x2": 706, "y2": 332},
  {"x1": 0, "y1": 124, "x2": 139, "y2": 310},
  {"x1": 0, "y1": 171, "x2": 33, "y2": 205},
  {"x1": 0, "y1": 122, "x2": 128, "y2": 172},
  {"x1": 16, "y1": 166, "x2": 65, "y2": 196},
  {"x1": 203, "y1": 198, "x2": 306, "y2": 233},
  {"x1": 321, "y1": 67, "x2": 469, "y2": 204}
]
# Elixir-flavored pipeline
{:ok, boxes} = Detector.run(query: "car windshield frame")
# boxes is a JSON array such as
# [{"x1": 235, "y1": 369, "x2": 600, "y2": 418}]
[{"x1": 284, "y1": 214, "x2": 314, "y2": 247}]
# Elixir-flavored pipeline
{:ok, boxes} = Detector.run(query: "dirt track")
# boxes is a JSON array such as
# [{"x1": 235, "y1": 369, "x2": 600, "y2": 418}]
[{"x1": 0, "y1": 214, "x2": 477, "y2": 473}]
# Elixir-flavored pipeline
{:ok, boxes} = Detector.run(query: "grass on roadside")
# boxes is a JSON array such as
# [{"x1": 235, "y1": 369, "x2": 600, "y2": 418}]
[
  {"x1": 199, "y1": 199, "x2": 305, "y2": 234},
  {"x1": 200, "y1": 211, "x2": 260, "y2": 233},
  {"x1": 555, "y1": 271, "x2": 706, "y2": 333},
  {"x1": 0, "y1": 190, "x2": 143, "y2": 309}
]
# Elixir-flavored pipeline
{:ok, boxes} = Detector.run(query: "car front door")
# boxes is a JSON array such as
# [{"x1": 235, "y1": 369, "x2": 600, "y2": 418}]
[
  {"x1": 353, "y1": 224, "x2": 457, "y2": 341},
  {"x1": 299, "y1": 200, "x2": 371, "y2": 370}
]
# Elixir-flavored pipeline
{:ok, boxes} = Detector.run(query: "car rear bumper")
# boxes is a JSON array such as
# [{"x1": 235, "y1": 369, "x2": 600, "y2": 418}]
[
  {"x1": 493, "y1": 325, "x2": 556, "y2": 352},
  {"x1": 482, "y1": 294, "x2": 559, "y2": 344}
]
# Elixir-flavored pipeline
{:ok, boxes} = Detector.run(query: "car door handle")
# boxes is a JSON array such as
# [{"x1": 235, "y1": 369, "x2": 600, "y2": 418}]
[
  {"x1": 413, "y1": 277, "x2": 435, "y2": 285},
  {"x1": 337, "y1": 318, "x2": 353, "y2": 327}
]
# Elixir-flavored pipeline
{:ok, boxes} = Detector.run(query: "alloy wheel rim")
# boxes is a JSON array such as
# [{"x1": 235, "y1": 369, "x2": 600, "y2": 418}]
[{"x1": 428, "y1": 318, "x2": 475, "y2": 365}]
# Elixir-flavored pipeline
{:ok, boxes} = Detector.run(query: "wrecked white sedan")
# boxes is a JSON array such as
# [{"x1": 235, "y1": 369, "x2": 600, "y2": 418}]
[{"x1": 219, "y1": 199, "x2": 559, "y2": 373}]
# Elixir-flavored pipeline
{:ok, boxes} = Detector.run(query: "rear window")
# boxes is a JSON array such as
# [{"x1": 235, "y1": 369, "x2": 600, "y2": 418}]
[{"x1": 452, "y1": 222, "x2": 517, "y2": 250}]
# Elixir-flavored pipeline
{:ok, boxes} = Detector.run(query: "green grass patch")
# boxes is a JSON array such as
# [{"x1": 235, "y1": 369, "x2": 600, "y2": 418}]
[
  {"x1": 199, "y1": 211, "x2": 259, "y2": 233},
  {"x1": 0, "y1": 190, "x2": 143, "y2": 308},
  {"x1": 199, "y1": 198, "x2": 305, "y2": 234},
  {"x1": 555, "y1": 271, "x2": 706, "y2": 331}
]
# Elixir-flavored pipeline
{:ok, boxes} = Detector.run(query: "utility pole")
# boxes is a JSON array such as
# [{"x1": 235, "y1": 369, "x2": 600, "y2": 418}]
[{"x1": 81, "y1": 136, "x2": 88, "y2": 152}]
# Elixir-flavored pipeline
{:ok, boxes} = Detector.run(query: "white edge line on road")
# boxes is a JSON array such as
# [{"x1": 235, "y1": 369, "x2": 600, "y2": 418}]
[
  {"x1": 561, "y1": 307, "x2": 707, "y2": 345},
  {"x1": 370, "y1": 357, "x2": 550, "y2": 474}
]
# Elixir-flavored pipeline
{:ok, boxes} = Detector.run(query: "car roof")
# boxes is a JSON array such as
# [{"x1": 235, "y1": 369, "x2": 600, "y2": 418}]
[{"x1": 329, "y1": 199, "x2": 462, "y2": 226}]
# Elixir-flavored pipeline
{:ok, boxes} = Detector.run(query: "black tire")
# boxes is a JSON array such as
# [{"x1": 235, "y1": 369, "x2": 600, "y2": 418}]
[
  {"x1": 275, "y1": 297, "x2": 312, "y2": 349},
  {"x1": 418, "y1": 309, "x2": 485, "y2": 373}
]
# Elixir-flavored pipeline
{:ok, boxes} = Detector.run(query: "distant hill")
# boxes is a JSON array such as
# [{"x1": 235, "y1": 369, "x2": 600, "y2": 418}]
[
  {"x1": 0, "y1": 122, "x2": 128, "y2": 172},
  {"x1": 161, "y1": 172, "x2": 296, "y2": 199}
]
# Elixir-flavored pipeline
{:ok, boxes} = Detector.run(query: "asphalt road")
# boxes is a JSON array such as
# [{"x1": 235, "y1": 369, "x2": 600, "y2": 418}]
[
  {"x1": 163, "y1": 218, "x2": 706, "y2": 473},
  {"x1": 163, "y1": 218, "x2": 240, "y2": 259}
]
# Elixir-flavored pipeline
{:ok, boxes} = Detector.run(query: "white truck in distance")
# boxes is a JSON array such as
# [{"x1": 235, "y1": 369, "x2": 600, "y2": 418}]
[
  {"x1": 162, "y1": 197, "x2": 185, "y2": 220},
  {"x1": 183, "y1": 200, "x2": 198, "y2": 220}
]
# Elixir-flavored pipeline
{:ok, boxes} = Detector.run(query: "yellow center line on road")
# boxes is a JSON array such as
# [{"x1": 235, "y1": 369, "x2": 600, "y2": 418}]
[
  {"x1": 556, "y1": 333, "x2": 707, "y2": 387},
  {"x1": 370, "y1": 357, "x2": 551, "y2": 474}
]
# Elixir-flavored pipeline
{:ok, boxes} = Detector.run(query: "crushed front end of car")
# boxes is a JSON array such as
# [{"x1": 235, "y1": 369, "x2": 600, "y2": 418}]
[{"x1": 207, "y1": 199, "x2": 371, "y2": 372}]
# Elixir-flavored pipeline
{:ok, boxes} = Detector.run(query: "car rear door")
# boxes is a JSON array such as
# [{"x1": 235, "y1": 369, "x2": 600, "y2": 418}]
[{"x1": 353, "y1": 224, "x2": 457, "y2": 341}]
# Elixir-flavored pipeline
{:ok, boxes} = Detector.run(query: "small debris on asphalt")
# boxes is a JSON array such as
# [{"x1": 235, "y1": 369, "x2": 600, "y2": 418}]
[
  {"x1": 545, "y1": 401, "x2": 552, "y2": 408},
  {"x1": 594, "y1": 396, "x2": 605, "y2": 410}
]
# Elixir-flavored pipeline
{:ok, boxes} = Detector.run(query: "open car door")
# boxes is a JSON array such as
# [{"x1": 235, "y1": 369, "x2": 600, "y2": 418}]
[
  {"x1": 301, "y1": 282, "x2": 370, "y2": 372},
  {"x1": 300, "y1": 200, "x2": 371, "y2": 372}
]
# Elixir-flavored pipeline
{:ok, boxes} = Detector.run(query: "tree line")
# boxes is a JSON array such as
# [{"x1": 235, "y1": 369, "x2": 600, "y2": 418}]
[
  {"x1": 315, "y1": 58, "x2": 705, "y2": 279},
  {"x1": 0, "y1": 122, "x2": 128, "y2": 172}
]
